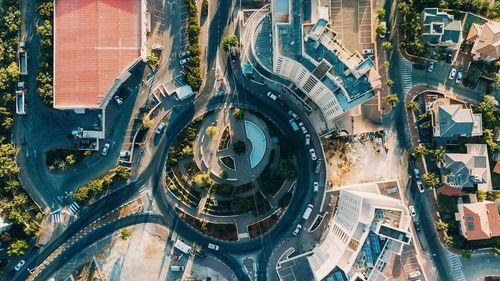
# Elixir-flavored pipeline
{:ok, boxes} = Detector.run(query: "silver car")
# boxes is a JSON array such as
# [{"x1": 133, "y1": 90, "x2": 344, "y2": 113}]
[
  {"x1": 101, "y1": 143, "x2": 110, "y2": 156},
  {"x1": 309, "y1": 148, "x2": 317, "y2": 161}
]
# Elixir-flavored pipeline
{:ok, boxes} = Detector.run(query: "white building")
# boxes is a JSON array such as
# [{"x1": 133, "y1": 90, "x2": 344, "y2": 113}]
[{"x1": 307, "y1": 182, "x2": 412, "y2": 281}]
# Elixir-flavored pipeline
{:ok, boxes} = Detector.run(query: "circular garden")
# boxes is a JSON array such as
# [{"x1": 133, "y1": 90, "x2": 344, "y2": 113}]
[{"x1": 164, "y1": 107, "x2": 298, "y2": 241}]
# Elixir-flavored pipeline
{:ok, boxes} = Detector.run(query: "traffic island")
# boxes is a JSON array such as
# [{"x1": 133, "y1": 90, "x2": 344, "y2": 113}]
[{"x1": 164, "y1": 107, "x2": 299, "y2": 241}]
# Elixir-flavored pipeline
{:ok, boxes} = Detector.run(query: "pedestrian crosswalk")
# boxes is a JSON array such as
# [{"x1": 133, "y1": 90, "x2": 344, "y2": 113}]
[
  {"x1": 51, "y1": 213, "x2": 63, "y2": 223},
  {"x1": 401, "y1": 55, "x2": 413, "y2": 94},
  {"x1": 447, "y1": 252, "x2": 466, "y2": 281},
  {"x1": 67, "y1": 202, "x2": 80, "y2": 216}
]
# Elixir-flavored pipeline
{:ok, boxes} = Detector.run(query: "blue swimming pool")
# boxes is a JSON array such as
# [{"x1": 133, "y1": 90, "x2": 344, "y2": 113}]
[{"x1": 245, "y1": 121, "x2": 266, "y2": 168}]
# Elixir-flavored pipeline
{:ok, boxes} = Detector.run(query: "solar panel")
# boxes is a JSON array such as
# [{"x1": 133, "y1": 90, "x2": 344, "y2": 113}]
[
  {"x1": 370, "y1": 234, "x2": 381, "y2": 254},
  {"x1": 363, "y1": 243, "x2": 374, "y2": 266}
]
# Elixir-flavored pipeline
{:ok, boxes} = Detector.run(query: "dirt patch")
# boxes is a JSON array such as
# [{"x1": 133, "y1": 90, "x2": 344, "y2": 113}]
[
  {"x1": 247, "y1": 208, "x2": 284, "y2": 239},
  {"x1": 176, "y1": 207, "x2": 238, "y2": 241}
]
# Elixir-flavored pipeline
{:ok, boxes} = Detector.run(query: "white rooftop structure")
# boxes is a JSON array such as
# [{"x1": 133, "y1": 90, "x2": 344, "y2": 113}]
[{"x1": 307, "y1": 182, "x2": 412, "y2": 281}]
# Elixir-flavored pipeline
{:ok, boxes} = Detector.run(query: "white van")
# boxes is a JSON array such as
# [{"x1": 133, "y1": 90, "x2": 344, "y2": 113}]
[{"x1": 170, "y1": 265, "x2": 184, "y2": 272}]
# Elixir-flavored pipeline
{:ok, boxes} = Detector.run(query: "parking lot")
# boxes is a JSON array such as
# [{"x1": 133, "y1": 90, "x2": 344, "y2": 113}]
[
  {"x1": 330, "y1": 0, "x2": 373, "y2": 53},
  {"x1": 399, "y1": 244, "x2": 423, "y2": 280}
]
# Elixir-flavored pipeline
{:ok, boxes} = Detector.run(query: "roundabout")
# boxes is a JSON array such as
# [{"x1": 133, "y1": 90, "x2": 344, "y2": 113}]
[{"x1": 163, "y1": 106, "x2": 300, "y2": 241}]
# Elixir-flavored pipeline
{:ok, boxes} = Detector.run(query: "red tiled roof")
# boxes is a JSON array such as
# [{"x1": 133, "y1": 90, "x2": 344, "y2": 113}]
[
  {"x1": 437, "y1": 184, "x2": 463, "y2": 197},
  {"x1": 461, "y1": 202, "x2": 500, "y2": 240},
  {"x1": 54, "y1": 0, "x2": 141, "y2": 108}
]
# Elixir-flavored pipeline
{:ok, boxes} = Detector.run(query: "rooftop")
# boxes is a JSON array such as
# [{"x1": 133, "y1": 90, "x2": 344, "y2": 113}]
[
  {"x1": 456, "y1": 201, "x2": 500, "y2": 240},
  {"x1": 54, "y1": 0, "x2": 143, "y2": 109}
]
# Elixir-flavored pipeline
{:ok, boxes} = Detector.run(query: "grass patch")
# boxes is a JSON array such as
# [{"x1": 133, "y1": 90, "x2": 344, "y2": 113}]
[{"x1": 437, "y1": 194, "x2": 459, "y2": 214}]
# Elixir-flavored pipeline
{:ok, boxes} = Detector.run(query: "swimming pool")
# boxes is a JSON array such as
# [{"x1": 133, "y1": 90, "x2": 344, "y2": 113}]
[{"x1": 244, "y1": 121, "x2": 266, "y2": 168}]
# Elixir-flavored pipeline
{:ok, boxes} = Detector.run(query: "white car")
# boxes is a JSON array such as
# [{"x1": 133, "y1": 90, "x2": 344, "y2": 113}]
[
  {"x1": 313, "y1": 181, "x2": 319, "y2": 192},
  {"x1": 152, "y1": 44, "x2": 164, "y2": 51},
  {"x1": 292, "y1": 224, "x2": 302, "y2": 236},
  {"x1": 305, "y1": 134, "x2": 311, "y2": 145},
  {"x1": 156, "y1": 122, "x2": 166, "y2": 135},
  {"x1": 208, "y1": 243, "x2": 219, "y2": 251},
  {"x1": 362, "y1": 48, "x2": 374, "y2": 55},
  {"x1": 288, "y1": 110, "x2": 299, "y2": 120},
  {"x1": 101, "y1": 143, "x2": 111, "y2": 156},
  {"x1": 14, "y1": 260, "x2": 25, "y2": 271},
  {"x1": 414, "y1": 168, "x2": 420, "y2": 179},
  {"x1": 120, "y1": 150, "x2": 131, "y2": 158},
  {"x1": 266, "y1": 92, "x2": 278, "y2": 101},
  {"x1": 180, "y1": 58, "x2": 189, "y2": 65},
  {"x1": 298, "y1": 122, "x2": 307, "y2": 134},
  {"x1": 114, "y1": 95, "x2": 123, "y2": 105},
  {"x1": 455, "y1": 69, "x2": 463, "y2": 84},
  {"x1": 409, "y1": 205, "x2": 416, "y2": 217},
  {"x1": 416, "y1": 181, "x2": 425, "y2": 193},
  {"x1": 178, "y1": 50, "x2": 190, "y2": 58},
  {"x1": 427, "y1": 61, "x2": 434, "y2": 72},
  {"x1": 309, "y1": 148, "x2": 317, "y2": 161},
  {"x1": 448, "y1": 68, "x2": 457, "y2": 80}
]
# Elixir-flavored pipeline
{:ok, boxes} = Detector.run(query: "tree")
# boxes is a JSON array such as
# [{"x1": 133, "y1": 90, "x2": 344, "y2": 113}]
[
  {"x1": 376, "y1": 8, "x2": 386, "y2": 20},
  {"x1": 119, "y1": 228, "x2": 132, "y2": 240},
  {"x1": 433, "y1": 147, "x2": 445, "y2": 167},
  {"x1": 414, "y1": 144, "x2": 428, "y2": 157},
  {"x1": 232, "y1": 140, "x2": 246, "y2": 155},
  {"x1": 406, "y1": 101, "x2": 420, "y2": 111},
  {"x1": 146, "y1": 54, "x2": 160, "y2": 69},
  {"x1": 492, "y1": 248, "x2": 500, "y2": 257},
  {"x1": 477, "y1": 190, "x2": 486, "y2": 201},
  {"x1": 461, "y1": 250, "x2": 472, "y2": 260},
  {"x1": 385, "y1": 93, "x2": 399, "y2": 107},
  {"x1": 476, "y1": 95, "x2": 499, "y2": 128},
  {"x1": 142, "y1": 115, "x2": 153, "y2": 129},
  {"x1": 275, "y1": 159, "x2": 298, "y2": 179},
  {"x1": 0, "y1": 143, "x2": 20, "y2": 179},
  {"x1": 65, "y1": 154, "x2": 76, "y2": 165},
  {"x1": 201, "y1": 0, "x2": 209, "y2": 16},
  {"x1": 7, "y1": 239, "x2": 29, "y2": 256},
  {"x1": 484, "y1": 129, "x2": 498, "y2": 151},
  {"x1": 206, "y1": 126, "x2": 217, "y2": 137},
  {"x1": 233, "y1": 108, "x2": 244, "y2": 120},
  {"x1": 422, "y1": 172, "x2": 440, "y2": 188},
  {"x1": 214, "y1": 183, "x2": 232, "y2": 197},
  {"x1": 193, "y1": 172, "x2": 214, "y2": 190},
  {"x1": 442, "y1": 234, "x2": 453, "y2": 247},
  {"x1": 435, "y1": 219, "x2": 448, "y2": 232},
  {"x1": 382, "y1": 61, "x2": 390, "y2": 69},
  {"x1": 376, "y1": 24, "x2": 387, "y2": 37},
  {"x1": 381, "y1": 41, "x2": 392, "y2": 51},
  {"x1": 221, "y1": 35, "x2": 239, "y2": 54},
  {"x1": 219, "y1": 170, "x2": 228, "y2": 179},
  {"x1": 386, "y1": 80, "x2": 394, "y2": 87}
]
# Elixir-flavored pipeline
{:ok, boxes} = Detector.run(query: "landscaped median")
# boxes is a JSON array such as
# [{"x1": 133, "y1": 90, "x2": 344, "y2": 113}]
[
  {"x1": 175, "y1": 207, "x2": 238, "y2": 241},
  {"x1": 74, "y1": 166, "x2": 131, "y2": 205}
]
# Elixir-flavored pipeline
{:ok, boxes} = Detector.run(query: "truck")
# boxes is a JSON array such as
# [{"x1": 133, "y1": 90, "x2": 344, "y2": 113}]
[
  {"x1": 18, "y1": 42, "x2": 28, "y2": 75},
  {"x1": 302, "y1": 204, "x2": 314, "y2": 220},
  {"x1": 15, "y1": 82, "x2": 25, "y2": 115},
  {"x1": 174, "y1": 239, "x2": 192, "y2": 254}
]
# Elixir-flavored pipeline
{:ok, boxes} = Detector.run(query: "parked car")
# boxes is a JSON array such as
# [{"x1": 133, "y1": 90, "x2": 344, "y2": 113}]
[
  {"x1": 309, "y1": 148, "x2": 317, "y2": 161},
  {"x1": 313, "y1": 181, "x2": 319, "y2": 192},
  {"x1": 101, "y1": 142, "x2": 111, "y2": 156},
  {"x1": 120, "y1": 150, "x2": 131, "y2": 158},
  {"x1": 298, "y1": 122, "x2": 307, "y2": 134},
  {"x1": 379, "y1": 22, "x2": 386, "y2": 39},
  {"x1": 362, "y1": 48, "x2": 374, "y2": 56},
  {"x1": 267, "y1": 92, "x2": 278, "y2": 101},
  {"x1": 305, "y1": 134, "x2": 311, "y2": 145},
  {"x1": 416, "y1": 180, "x2": 425, "y2": 193},
  {"x1": 114, "y1": 95, "x2": 123, "y2": 105},
  {"x1": 152, "y1": 44, "x2": 164, "y2": 51},
  {"x1": 178, "y1": 50, "x2": 190, "y2": 58},
  {"x1": 409, "y1": 205, "x2": 416, "y2": 217},
  {"x1": 314, "y1": 160, "x2": 321, "y2": 174},
  {"x1": 155, "y1": 122, "x2": 166, "y2": 135},
  {"x1": 413, "y1": 168, "x2": 420, "y2": 179},
  {"x1": 445, "y1": 53, "x2": 453, "y2": 63},
  {"x1": 180, "y1": 58, "x2": 189, "y2": 65},
  {"x1": 208, "y1": 243, "x2": 219, "y2": 251},
  {"x1": 170, "y1": 265, "x2": 184, "y2": 272},
  {"x1": 195, "y1": 250, "x2": 206, "y2": 258},
  {"x1": 455, "y1": 69, "x2": 463, "y2": 84},
  {"x1": 14, "y1": 260, "x2": 25, "y2": 271},
  {"x1": 427, "y1": 61, "x2": 434, "y2": 72},
  {"x1": 414, "y1": 221, "x2": 421, "y2": 232},
  {"x1": 292, "y1": 224, "x2": 302, "y2": 236},
  {"x1": 289, "y1": 119, "x2": 299, "y2": 131},
  {"x1": 288, "y1": 110, "x2": 299, "y2": 120},
  {"x1": 448, "y1": 68, "x2": 457, "y2": 80}
]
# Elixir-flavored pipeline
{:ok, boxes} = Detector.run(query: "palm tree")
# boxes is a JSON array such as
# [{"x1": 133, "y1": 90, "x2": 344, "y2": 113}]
[
  {"x1": 414, "y1": 144, "x2": 428, "y2": 157},
  {"x1": 221, "y1": 35, "x2": 239, "y2": 54},
  {"x1": 433, "y1": 147, "x2": 446, "y2": 167}
]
